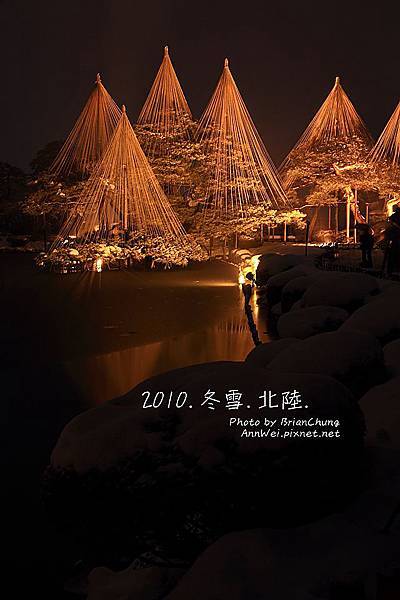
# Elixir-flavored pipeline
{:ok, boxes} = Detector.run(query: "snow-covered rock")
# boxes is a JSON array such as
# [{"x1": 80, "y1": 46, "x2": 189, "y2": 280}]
[
  {"x1": 341, "y1": 293, "x2": 400, "y2": 342},
  {"x1": 265, "y1": 265, "x2": 318, "y2": 305},
  {"x1": 360, "y1": 377, "x2": 400, "y2": 449},
  {"x1": 281, "y1": 274, "x2": 319, "y2": 312},
  {"x1": 245, "y1": 338, "x2": 300, "y2": 368},
  {"x1": 267, "y1": 330, "x2": 383, "y2": 393},
  {"x1": 88, "y1": 565, "x2": 184, "y2": 600},
  {"x1": 277, "y1": 306, "x2": 349, "y2": 339},
  {"x1": 164, "y1": 507, "x2": 398, "y2": 600},
  {"x1": 270, "y1": 302, "x2": 282, "y2": 318},
  {"x1": 302, "y1": 272, "x2": 380, "y2": 311},
  {"x1": 256, "y1": 253, "x2": 315, "y2": 286},
  {"x1": 51, "y1": 362, "x2": 360, "y2": 473},
  {"x1": 383, "y1": 339, "x2": 400, "y2": 378}
]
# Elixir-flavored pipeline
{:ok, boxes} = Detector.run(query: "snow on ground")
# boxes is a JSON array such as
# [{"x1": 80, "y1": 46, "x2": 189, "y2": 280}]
[
  {"x1": 51, "y1": 361, "x2": 359, "y2": 473},
  {"x1": 360, "y1": 377, "x2": 400, "y2": 449},
  {"x1": 47, "y1": 250, "x2": 400, "y2": 599},
  {"x1": 245, "y1": 338, "x2": 300, "y2": 367},
  {"x1": 277, "y1": 305, "x2": 349, "y2": 339},
  {"x1": 383, "y1": 339, "x2": 400, "y2": 378}
]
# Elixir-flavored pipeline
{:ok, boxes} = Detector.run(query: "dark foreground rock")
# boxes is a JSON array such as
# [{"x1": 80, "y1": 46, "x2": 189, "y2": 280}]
[
  {"x1": 277, "y1": 305, "x2": 349, "y2": 339},
  {"x1": 266, "y1": 330, "x2": 384, "y2": 396},
  {"x1": 44, "y1": 361, "x2": 365, "y2": 568}
]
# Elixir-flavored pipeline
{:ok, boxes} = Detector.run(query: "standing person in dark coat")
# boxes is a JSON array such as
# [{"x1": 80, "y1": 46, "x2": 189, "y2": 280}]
[
  {"x1": 385, "y1": 205, "x2": 400, "y2": 274},
  {"x1": 356, "y1": 222, "x2": 374, "y2": 268}
]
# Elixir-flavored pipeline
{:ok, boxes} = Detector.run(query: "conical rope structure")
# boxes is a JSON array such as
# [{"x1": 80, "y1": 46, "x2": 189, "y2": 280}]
[
  {"x1": 281, "y1": 77, "x2": 372, "y2": 184},
  {"x1": 52, "y1": 106, "x2": 186, "y2": 246},
  {"x1": 137, "y1": 46, "x2": 193, "y2": 159},
  {"x1": 50, "y1": 74, "x2": 121, "y2": 178},
  {"x1": 196, "y1": 58, "x2": 288, "y2": 220},
  {"x1": 284, "y1": 77, "x2": 371, "y2": 156},
  {"x1": 369, "y1": 99, "x2": 400, "y2": 167}
]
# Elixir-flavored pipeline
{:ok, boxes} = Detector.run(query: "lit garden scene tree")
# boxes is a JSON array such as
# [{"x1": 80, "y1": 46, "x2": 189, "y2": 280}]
[{"x1": 280, "y1": 76, "x2": 376, "y2": 242}]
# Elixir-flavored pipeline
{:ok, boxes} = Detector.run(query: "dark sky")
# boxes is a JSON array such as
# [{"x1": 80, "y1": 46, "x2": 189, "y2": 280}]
[{"x1": 1, "y1": 0, "x2": 399, "y2": 170}]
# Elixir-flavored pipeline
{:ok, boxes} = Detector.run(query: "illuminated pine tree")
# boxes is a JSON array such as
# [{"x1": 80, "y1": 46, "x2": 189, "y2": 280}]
[
  {"x1": 280, "y1": 76, "x2": 373, "y2": 198},
  {"x1": 135, "y1": 46, "x2": 204, "y2": 206},
  {"x1": 196, "y1": 58, "x2": 288, "y2": 230},
  {"x1": 53, "y1": 105, "x2": 186, "y2": 244},
  {"x1": 50, "y1": 73, "x2": 121, "y2": 178},
  {"x1": 370, "y1": 99, "x2": 400, "y2": 168},
  {"x1": 368, "y1": 99, "x2": 400, "y2": 208}
]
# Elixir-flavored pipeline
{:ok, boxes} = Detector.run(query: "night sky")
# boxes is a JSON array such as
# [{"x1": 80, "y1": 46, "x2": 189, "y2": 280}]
[{"x1": 1, "y1": 0, "x2": 399, "y2": 170}]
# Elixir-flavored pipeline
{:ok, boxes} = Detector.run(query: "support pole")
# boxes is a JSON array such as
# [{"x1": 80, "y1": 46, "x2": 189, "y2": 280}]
[
  {"x1": 354, "y1": 188, "x2": 358, "y2": 244},
  {"x1": 283, "y1": 221, "x2": 287, "y2": 243},
  {"x1": 335, "y1": 202, "x2": 339, "y2": 234},
  {"x1": 42, "y1": 213, "x2": 47, "y2": 252},
  {"x1": 346, "y1": 193, "x2": 351, "y2": 242},
  {"x1": 305, "y1": 220, "x2": 310, "y2": 256}
]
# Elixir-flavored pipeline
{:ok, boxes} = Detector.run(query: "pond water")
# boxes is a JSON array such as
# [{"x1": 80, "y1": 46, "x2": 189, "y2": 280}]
[{"x1": 65, "y1": 298, "x2": 267, "y2": 404}]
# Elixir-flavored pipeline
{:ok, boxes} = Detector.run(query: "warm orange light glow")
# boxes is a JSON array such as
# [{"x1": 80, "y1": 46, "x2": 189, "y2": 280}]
[
  {"x1": 197, "y1": 58, "x2": 288, "y2": 220},
  {"x1": 95, "y1": 257, "x2": 103, "y2": 272},
  {"x1": 281, "y1": 76, "x2": 372, "y2": 187},
  {"x1": 137, "y1": 46, "x2": 192, "y2": 159},
  {"x1": 50, "y1": 74, "x2": 121, "y2": 177},
  {"x1": 369, "y1": 99, "x2": 400, "y2": 167},
  {"x1": 52, "y1": 106, "x2": 187, "y2": 245}
]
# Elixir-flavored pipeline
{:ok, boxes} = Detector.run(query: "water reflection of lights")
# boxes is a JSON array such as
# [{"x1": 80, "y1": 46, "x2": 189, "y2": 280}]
[{"x1": 66, "y1": 314, "x2": 268, "y2": 405}]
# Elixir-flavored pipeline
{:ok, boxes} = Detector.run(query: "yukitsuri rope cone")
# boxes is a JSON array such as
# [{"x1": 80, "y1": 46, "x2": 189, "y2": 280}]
[
  {"x1": 54, "y1": 105, "x2": 186, "y2": 241},
  {"x1": 369, "y1": 100, "x2": 400, "y2": 167},
  {"x1": 50, "y1": 74, "x2": 121, "y2": 178},
  {"x1": 280, "y1": 76, "x2": 373, "y2": 189},
  {"x1": 44, "y1": 106, "x2": 206, "y2": 270},
  {"x1": 196, "y1": 58, "x2": 288, "y2": 221},
  {"x1": 137, "y1": 46, "x2": 193, "y2": 159}
]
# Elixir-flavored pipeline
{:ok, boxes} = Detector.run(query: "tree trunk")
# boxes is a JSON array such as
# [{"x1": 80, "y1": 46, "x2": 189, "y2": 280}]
[
  {"x1": 335, "y1": 202, "x2": 339, "y2": 234},
  {"x1": 308, "y1": 206, "x2": 319, "y2": 240}
]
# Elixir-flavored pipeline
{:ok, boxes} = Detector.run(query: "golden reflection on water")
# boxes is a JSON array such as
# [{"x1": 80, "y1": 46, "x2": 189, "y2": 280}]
[{"x1": 65, "y1": 296, "x2": 265, "y2": 405}]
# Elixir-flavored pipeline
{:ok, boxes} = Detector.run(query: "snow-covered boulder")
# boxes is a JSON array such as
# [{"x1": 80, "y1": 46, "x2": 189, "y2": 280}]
[
  {"x1": 164, "y1": 508, "x2": 396, "y2": 600},
  {"x1": 383, "y1": 339, "x2": 400, "y2": 378},
  {"x1": 264, "y1": 265, "x2": 317, "y2": 305},
  {"x1": 47, "y1": 361, "x2": 364, "y2": 570},
  {"x1": 340, "y1": 293, "x2": 400, "y2": 342},
  {"x1": 256, "y1": 253, "x2": 315, "y2": 286},
  {"x1": 267, "y1": 330, "x2": 383, "y2": 394},
  {"x1": 281, "y1": 274, "x2": 319, "y2": 312},
  {"x1": 270, "y1": 302, "x2": 282, "y2": 318},
  {"x1": 302, "y1": 272, "x2": 380, "y2": 311},
  {"x1": 245, "y1": 338, "x2": 300, "y2": 368},
  {"x1": 277, "y1": 306, "x2": 349, "y2": 339},
  {"x1": 88, "y1": 565, "x2": 184, "y2": 600},
  {"x1": 51, "y1": 362, "x2": 361, "y2": 473},
  {"x1": 360, "y1": 377, "x2": 400, "y2": 449}
]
